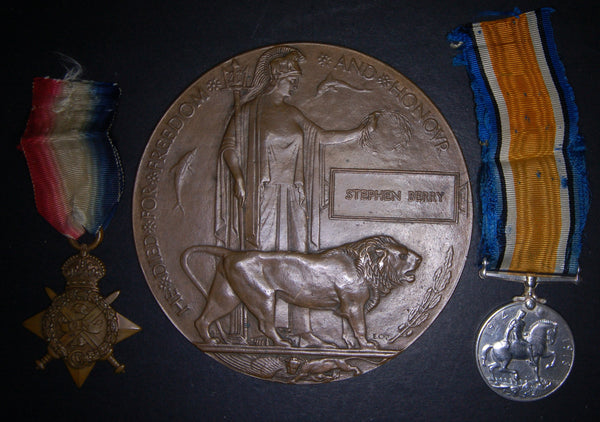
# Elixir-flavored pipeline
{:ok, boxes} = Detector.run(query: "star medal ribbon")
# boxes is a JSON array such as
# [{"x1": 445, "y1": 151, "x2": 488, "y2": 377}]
[
  {"x1": 19, "y1": 68, "x2": 140, "y2": 387},
  {"x1": 448, "y1": 8, "x2": 589, "y2": 400}
]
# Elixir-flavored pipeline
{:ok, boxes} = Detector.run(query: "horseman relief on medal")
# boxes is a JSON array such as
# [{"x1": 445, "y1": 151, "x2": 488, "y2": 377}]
[{"x1": 476, "y1": 303, "x2": 574, "y2": 400}]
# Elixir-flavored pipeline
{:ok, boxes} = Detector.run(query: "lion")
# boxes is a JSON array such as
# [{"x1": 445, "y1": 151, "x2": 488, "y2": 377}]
[{"x1": 185, "y1": 235, "x2": 421, "y2": 349}]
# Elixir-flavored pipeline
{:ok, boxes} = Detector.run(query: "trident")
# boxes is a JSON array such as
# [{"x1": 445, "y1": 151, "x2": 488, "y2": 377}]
[
  {"x1": 222, "y1": 60, "x2": 251, "y2": 342},
  {"x1": 222, "y1": 59, "x2": 250, "y2": 250}
]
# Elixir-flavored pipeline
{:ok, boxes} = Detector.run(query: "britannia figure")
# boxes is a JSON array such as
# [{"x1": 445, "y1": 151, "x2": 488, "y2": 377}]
[{"x1": 215, "y1": 46, "x2": 377, "y2": 347}]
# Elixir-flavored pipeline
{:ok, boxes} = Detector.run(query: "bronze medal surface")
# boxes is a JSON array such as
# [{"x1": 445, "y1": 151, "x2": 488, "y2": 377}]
[{"x1": 133, "y1": 43, "x2": 472, "y2": 383}]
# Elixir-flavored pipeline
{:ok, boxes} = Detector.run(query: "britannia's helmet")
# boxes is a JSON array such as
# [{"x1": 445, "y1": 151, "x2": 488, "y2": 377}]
[
  {"x1": 241, "y1": 46, "x2": 305, "y2": 104},
  {"x1": 269, "y1": 54, "x2": 302, "y2": 79}
]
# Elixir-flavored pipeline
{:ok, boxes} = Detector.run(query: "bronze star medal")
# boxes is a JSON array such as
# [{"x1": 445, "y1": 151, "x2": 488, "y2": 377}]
[
  {"x1": 23, "y1": 231, "x2": 141, "y2": 387},
  {"x1": 19, "y1": 70, "x2": 140, "y2": 386}
]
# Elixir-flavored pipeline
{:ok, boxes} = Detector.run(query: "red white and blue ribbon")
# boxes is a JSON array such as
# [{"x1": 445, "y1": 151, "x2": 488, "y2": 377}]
[
  {"x1": 448, "y1": 8, "x2": 589, "y2": 277},
  {"x1": 19, "y1": 77, "x2": 123, "y2": 239}
]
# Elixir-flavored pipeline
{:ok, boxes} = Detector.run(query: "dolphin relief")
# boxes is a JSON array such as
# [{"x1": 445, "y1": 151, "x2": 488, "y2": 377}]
[
  {"x1": 170, "y1": 147, "x2": 197, "y2": 214},
  {"x1": 315, "y1": 73, "x2": 371, "y2": 98}
]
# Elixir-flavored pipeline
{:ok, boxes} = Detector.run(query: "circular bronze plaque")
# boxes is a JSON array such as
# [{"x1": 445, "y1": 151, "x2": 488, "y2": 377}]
[{"x1": 133, "y1": 43, "x2": 472, "y2": 383}]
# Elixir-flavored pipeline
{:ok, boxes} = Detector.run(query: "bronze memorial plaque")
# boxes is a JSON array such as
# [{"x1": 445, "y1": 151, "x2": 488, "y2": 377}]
[{"x1": 133, "y1": 43, "x2": 472, "y2": 383}]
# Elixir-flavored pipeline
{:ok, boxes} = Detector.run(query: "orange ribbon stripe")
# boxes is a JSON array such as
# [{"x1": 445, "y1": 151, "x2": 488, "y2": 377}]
[{"x1": 480, "y1": 15, "x2": 562, "y2": 273}]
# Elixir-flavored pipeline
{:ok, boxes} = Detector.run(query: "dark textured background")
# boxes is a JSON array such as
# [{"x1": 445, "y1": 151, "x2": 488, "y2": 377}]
[{"x1": 5, "y1": 1, "x2": 598, "y2": 420}]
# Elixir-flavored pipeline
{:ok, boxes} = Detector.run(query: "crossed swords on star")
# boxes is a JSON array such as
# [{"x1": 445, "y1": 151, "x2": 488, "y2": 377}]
[{"x1": 37, "y1": 291, "x2": 124, "y2": 372}]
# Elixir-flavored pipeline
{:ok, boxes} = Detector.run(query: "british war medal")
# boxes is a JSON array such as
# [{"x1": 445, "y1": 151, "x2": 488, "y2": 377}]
[{"x1": 449, "y1": 8, "x2": 589, "y2": 400}]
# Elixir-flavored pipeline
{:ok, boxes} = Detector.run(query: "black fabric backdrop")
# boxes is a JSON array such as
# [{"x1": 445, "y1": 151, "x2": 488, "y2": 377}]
[{"x1": 5, "y1": 1, "x2": 598, "y2": 421}]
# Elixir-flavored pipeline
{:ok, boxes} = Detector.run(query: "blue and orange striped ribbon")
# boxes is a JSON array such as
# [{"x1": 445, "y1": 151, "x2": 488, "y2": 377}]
[
  {"x1": 449, "y1": 8, "x2": 589, "y2": 276},
  {"x1": 19, "y1": 77, "x2": 123, "y2": 239}
]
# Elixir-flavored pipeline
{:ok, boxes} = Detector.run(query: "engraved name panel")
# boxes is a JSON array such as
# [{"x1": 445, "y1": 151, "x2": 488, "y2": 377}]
[{"x1": 330, "y1": 168, "x2": 458, "y2": 223}]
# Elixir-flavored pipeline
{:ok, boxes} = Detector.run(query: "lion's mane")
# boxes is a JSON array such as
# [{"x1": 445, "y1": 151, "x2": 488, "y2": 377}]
[{"x1": 334, "y1": 235, "x2": 409, "y2": 312}]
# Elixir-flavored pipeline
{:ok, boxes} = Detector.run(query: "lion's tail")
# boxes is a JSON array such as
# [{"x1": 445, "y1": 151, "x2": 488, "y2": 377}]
[
  {"x1": 184, "y1": 245, "x2": 231, "y2": 258},
  {"x1": 180, "y1": 245, "x2": 231, "y2": 298}
]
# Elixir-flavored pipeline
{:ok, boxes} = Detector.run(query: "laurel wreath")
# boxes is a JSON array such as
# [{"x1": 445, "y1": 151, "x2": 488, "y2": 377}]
[{"x1": 389, "y1": 246, "x2": 454, "y2": 343}]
